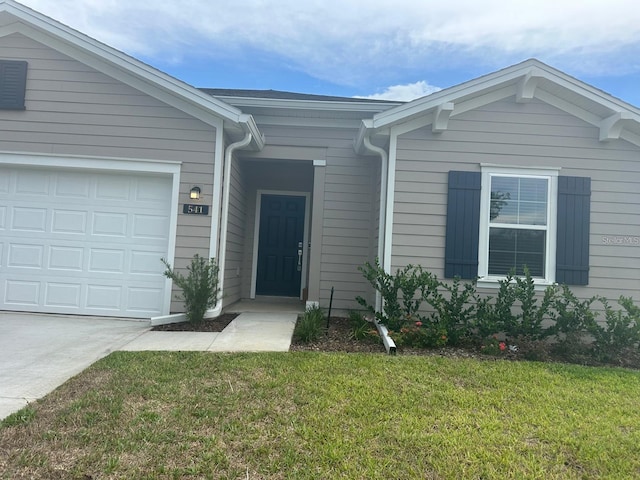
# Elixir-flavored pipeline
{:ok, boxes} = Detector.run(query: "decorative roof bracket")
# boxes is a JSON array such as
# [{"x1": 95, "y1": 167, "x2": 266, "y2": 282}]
[
  {"x1": 599, "y1": 112, "x2": 632, "y2": 142},
  {"x1": 432, "y1": 102, "x2": 454, "y2": 133},
  {"x1": 516, "y1": 69, "x2": 543, "y2": 103}
]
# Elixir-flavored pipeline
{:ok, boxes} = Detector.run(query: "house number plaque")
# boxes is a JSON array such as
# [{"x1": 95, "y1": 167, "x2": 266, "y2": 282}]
[{"x1": 183, "y1": 204, "x2": 209, "y2": 215}]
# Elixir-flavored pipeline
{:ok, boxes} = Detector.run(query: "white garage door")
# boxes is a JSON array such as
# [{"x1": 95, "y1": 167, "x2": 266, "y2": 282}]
[{"x1": 0, "y1": 166, "x2": 172, "y2": 318}]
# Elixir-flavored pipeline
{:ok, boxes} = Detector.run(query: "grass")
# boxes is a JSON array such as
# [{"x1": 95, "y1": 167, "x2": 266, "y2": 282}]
[{"x1": 1, "y1": 353, "x2": 640, "y2": 479}]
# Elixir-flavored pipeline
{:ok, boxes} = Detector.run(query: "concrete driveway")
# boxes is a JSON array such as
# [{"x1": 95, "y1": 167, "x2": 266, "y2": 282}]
[{"x1": 0, "y1": 312, "x2": 149, "y2": 420}]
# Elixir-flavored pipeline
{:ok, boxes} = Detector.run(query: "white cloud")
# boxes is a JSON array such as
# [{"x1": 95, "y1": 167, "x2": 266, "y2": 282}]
[
  {"x1": 356, "y1": 81, "x2": 441, "y2": 101},
  {"x1": 18, "y1": 0, "x2": 640, "y2": 86}
]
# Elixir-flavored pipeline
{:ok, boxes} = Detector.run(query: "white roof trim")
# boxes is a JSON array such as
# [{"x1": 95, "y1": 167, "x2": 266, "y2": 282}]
[{"x1": 0, "y1": 0, "x2": 263, "y2": 148}]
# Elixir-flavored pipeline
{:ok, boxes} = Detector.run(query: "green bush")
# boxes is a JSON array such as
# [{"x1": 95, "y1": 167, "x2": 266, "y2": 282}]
[
  {"x1": 590, "y1": 296, "x2": 640, "y2": 364},
  {"x1": 356, "y1": 260, "x2": 640, "y2": 367},
  {"x1": 294, "y1": 306, "x2": 326, "y2": 343},
  {"x1": 391, "y1": 321, "x2": 448, "y2": 349},
  {"x1": 162, "y1": 255, "x2": 220, "y2": 324},
  {"x1": 430, "y1": 277, "x2": 477, "y2": 346},
  {"x1": 356, "y1": 260, "x2": 437, "y2": 331}
]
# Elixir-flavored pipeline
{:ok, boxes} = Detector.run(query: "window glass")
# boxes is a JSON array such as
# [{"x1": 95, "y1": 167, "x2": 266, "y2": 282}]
[
  {"x1": 487, "y1": 175, "x2": 549, "y2": 278},
  {"x1": 490, "y1": 176, "x2": 547, "y2": 226},
  {"x1": 488, "y1": 228, "x2": 546, "y2": 277}
]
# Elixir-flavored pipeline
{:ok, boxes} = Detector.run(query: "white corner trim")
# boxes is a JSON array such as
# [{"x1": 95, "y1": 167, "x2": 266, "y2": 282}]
[
  {"x1": 599, "y1": 112, "x2": 633, "y2": 142},
  {"x1": 432, "y1": 102, "x2": 454, "y2": 133},
  {"x1": 313, "y1": 159, "x2": 327, "y2": 167},
  {"x1": 516, "y1": 69, "x2": 543, "y2": 103}
]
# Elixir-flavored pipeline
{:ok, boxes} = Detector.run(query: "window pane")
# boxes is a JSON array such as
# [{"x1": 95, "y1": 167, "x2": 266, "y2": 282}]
[
  {"x1": 490, "y1": 176, "x2": 548, "y2": 226},
  {"x1": 488, "y1": 228, "x2": 546, "y2": 277}
]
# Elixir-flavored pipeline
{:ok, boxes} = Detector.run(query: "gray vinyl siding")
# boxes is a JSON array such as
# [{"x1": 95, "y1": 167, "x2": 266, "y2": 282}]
[
  {"x1": 0, "y1": 33, "x2": 218, "y2": 313},
  {"x1": 393, "y1": 97, "x2": 640, "y2": 301}
]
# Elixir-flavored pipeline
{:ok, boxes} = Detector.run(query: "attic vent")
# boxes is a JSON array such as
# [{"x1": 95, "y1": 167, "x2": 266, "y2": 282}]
[{"x1": 0, "y1": 60, "x2": 27, "y2": 110}]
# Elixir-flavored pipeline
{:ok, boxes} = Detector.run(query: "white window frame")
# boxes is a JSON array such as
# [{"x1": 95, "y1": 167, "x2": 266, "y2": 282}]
[{"x1": 478, "y1": 165, "x2": 559, "y2": 286}]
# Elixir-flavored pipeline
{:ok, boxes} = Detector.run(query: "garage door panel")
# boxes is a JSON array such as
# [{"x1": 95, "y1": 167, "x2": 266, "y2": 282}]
[
  {"x1": 5, "y1": 280, "x2": 40, "y2": 306},
  {"x1": 16, "y1": 171, "x2": 50, "y2": 196},
  {"x1": 52, "y1": 209, "x2": 88, "y2": 234},
  {"x1": 12, "y1": 207, "x2": 47, "y2": 231},
  {"x1": 54, "y1": 173, "x2": 91, "y2": 198},
  {"x1": 131, "y1": 250, "x2": 164, "y2": 275},
  {"x1": 0, "y1": 165, "x2": 173, "y2": 318},
  {"x1": 89, "y1": 248, "x2": 125, "y2": 273},
  {"x1": 44, "y1": 283, "x2": 82, "y2": 308},
  {"x1": 92, "y1": 212, "x2": 128, "y2": 236},
  {"x1": 86, "y1": 284, "x2": 122, "y2": 310},
  {"x1": 96, "y1": 177, "x2": 130, "y2": 201},
  {"x1": 127, "y1": 287, "x2": 163, "y2": 313},
  {"x1": 136, "y1": 178, "x2": 172, "y2": 203},
  {"x1": 8, "y1": 244, "x2": 44, "y2": 269},
  {"x1": 48, "y1": 246, "x2": 84, "y2": 271},
  {"x1": 133, "y1": 214, "x2": 169, "y2": 239}
]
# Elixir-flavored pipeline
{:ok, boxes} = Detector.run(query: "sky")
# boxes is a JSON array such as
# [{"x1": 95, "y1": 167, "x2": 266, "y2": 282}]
[{"x1": 19, "y1": 0, "x2": 640, "y2": 106}]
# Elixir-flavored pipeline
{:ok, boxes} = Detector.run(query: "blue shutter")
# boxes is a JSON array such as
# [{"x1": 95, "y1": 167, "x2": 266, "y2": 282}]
[
  {"x1": 556, "y1": 176, "x2": 591, "y2": 285},
  {"x1": 0, "y1": 60, "x2": 27, "y2": 110},
  {"x1": 444, "y1": 171, "x2": 481, "y2": 279}
]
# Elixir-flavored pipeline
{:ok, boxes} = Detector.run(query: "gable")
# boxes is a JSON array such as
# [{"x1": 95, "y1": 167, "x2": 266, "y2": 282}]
[
  {"x1": 357, "y1": 60, "x2": 640, "y2": 151},
  {"x1": 0, "y1": 33, "x2": 218, "y2": 161},
  {"x1": 0, "y1": 2, "x2": 263, "y2": 149}
]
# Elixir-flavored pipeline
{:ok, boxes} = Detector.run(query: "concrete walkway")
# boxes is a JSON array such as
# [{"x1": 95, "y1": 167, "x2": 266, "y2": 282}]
[{"x1": 120, "y1": 312, "x2": 298, "y2": 352}]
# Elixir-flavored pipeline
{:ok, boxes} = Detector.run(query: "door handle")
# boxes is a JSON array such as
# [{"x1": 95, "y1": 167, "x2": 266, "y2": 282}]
[{"x1": 297, "y1": 241, "x2": 303, "y2": 271}]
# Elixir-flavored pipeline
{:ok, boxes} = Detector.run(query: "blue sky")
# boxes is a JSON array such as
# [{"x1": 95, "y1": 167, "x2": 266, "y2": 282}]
[{"x1": 21, "y1": 0, "x2": 640, "y2": 106}]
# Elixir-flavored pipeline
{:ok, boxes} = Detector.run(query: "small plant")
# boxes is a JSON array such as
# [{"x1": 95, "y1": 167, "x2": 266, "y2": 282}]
[
  {"x1": 348, "y1": 311, "x2": 377, "y2": 342},
  {"x1": 162, "y1": 255, "x2": 220, "y2": 324},
  {"x1": 294, "y1": 306, "x2": 326, "y2": 342}
]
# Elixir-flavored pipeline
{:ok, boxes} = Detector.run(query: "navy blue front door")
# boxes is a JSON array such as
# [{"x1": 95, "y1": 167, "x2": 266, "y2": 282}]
[{"x1": 256, "y1": 194, "x2": 305, "y2": 296}]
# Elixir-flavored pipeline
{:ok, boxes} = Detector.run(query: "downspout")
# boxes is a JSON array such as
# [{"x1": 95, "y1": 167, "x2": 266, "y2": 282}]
[
  {"x1": 362, "y1": 135, "x2": 388, "y2": 312},
  {"x1": 209, "y1": 132, "x2": 253, "y2": 317}
]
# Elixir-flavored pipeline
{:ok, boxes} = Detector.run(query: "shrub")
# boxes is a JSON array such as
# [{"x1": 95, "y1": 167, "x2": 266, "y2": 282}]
[
  {"x1": 549, "y1": 286, "x2": 598, "y2": 361},
  {"x1": 391, "y1": 321, "x2": 448, "y2": 349},
  {"x1": 356, "y1": 260, "x2": 438, "y2": 331},
  {"x1": 590, "y1": 296, "x2": 640, "y2": 364},
  {"x1": 430, "y1": 277, "x2": 477, "y2": 346},
  {"x1": 294, "y1": 306, "x2": 326, "y2": 343},
  {"x1": 162, "y1": 255, "x2": 220, "y2": 324}
]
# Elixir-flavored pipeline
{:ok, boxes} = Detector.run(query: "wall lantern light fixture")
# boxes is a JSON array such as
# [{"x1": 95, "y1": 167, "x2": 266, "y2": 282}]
[{"x1": 190, "y1": 186, "x2": 201, "y2": 200}]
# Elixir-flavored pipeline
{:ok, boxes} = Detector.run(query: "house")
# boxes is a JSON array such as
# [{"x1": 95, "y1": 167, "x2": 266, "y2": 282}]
[{"x1": 0, "y1": 0, "x2": 638, "y2": 320}]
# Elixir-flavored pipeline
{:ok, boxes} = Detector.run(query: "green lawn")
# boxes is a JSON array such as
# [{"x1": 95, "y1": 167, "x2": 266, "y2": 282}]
[{"x1": 2, "y1": 352, "x2": 640, "y2": 479}]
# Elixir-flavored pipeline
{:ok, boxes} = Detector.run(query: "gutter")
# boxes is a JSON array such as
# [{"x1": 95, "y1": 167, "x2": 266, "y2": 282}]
[{"x1": 208, "y1": 132, "x2": 254, "y2": 318}]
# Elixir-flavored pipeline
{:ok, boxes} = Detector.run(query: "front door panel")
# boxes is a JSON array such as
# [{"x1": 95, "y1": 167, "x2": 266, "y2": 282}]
[{"x1": 256, "y1": 194, "x2": 305, "y2": 296}]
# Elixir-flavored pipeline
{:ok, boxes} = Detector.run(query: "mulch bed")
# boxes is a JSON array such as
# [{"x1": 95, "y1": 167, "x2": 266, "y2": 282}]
[
  {"x1": 289, "y1": 316, "x2": 385, "y2": 353},
  {"x1": 151, "y1": 313, "x2": 238, "y2": 332}
]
